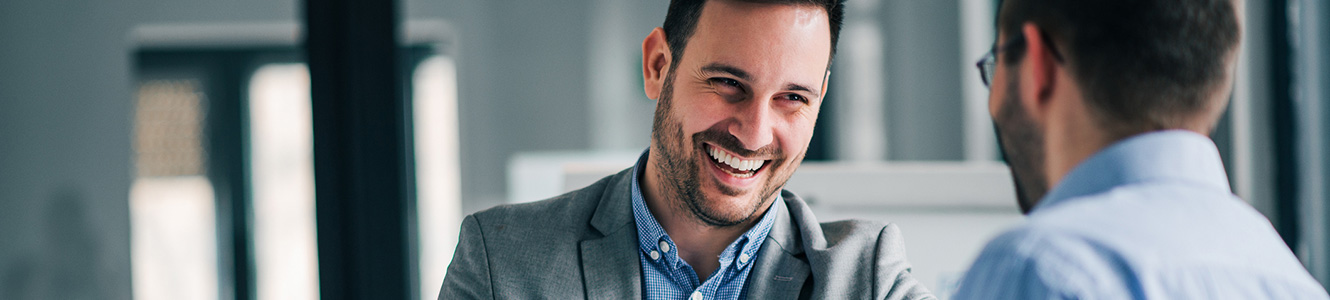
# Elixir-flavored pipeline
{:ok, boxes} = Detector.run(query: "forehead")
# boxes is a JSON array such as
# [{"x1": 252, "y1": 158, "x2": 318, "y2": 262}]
[{"x1": 682, "y1": 1, "x2": 832, "y2": 80}]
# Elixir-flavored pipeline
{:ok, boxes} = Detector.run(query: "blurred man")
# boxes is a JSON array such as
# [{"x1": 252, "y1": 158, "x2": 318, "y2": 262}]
[
  {"x1": 440, "y1": 0, "x2": 934, "y2": 299},
  {"x1": 955, "y1": 0, "x2": 1329, "y2": 298}
]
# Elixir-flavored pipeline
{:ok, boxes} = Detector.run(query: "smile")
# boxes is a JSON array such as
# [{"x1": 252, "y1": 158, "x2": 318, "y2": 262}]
[{"x1": 705, "y1": 144, "x2": 768, "y2": 179}]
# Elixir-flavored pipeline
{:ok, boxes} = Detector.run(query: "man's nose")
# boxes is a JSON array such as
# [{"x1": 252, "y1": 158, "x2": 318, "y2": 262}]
[{"x1": 729, "y1": 98, "x2": 774, "y2": 151}]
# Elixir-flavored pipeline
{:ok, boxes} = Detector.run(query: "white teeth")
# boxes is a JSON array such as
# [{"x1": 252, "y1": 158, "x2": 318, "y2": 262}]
[{"x1": 707, "y1": 145, "x2": 765, "y2": 172}]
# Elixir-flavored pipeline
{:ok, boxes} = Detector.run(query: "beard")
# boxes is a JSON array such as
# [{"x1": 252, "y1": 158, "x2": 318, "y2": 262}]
[
  {"x1": 994, "y1": 75, "x2": 1049, "y2": 214},
  {"x1": 649, "y1": 71, "x2": 795, "y2": 227}
]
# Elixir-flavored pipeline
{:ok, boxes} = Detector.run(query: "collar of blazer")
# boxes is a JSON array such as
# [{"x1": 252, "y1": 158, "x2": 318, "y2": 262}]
[
  {"x1": 579, "y1": 169, "x2": 642, "y2": 298},
  {"x1": 579, "y1": 169, "x2": 815, "y2": 299},
  {"x1": 586, "y1": 169, "x2": 806, "y2": 255},
  {"x1": 745, "y1": 190, "x2": 814, "y2": 299}
]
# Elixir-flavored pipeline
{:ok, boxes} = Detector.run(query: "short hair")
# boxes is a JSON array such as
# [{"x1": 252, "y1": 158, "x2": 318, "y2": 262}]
[
  {"x1": 999, "y1": 0, "x2": 1241, "y2": 134},
  {"x1": 662, "y1": 0, "x2": 846, "y2": 70}
]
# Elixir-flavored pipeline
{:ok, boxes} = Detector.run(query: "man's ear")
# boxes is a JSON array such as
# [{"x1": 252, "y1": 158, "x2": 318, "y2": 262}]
[
  {"x1": 1018, "y1": 22, "x2": 1059, "y2": 123},
  {"x1": 642, "y1": 27, "x2": 672, "y2": 101}
]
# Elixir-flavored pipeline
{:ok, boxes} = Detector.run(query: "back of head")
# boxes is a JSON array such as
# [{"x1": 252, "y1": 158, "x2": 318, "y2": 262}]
[{"x1": 999, "y1": 0, "x2": 1241, "y2": 137}]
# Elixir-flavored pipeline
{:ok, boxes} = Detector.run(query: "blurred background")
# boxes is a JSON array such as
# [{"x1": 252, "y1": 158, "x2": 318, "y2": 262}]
[{"x1": 0, "y1": 0, "x2": 1327, "y2": 299}]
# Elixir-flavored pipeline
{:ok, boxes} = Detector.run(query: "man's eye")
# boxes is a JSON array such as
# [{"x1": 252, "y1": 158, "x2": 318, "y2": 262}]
[
  {"x1": 712, "y1": 78, "x2": 740, "y2": 87},
  {"x1": 783, "y1": 93, "x2": 808, "y2": 103},
  {"x1": 709, "y1": 78, "x2": 744, "y2": 94}
]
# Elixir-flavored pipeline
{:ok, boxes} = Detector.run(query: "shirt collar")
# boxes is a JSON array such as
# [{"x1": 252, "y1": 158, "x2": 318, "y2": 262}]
[
  {"x1": 629, "y1": 149, "x2": 778, "y2": 269},
  {"x1": 1033, "y1": 130, "x2": 1233, "y2": 214}
]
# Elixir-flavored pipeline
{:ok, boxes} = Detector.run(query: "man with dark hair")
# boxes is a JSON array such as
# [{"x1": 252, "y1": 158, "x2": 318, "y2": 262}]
[
  {"x1": 440, "y1": 0, "x2": 934, "y2": 299},
  {"x1": 955, "y1": 0, "x2": 1329, "y2": 298}
]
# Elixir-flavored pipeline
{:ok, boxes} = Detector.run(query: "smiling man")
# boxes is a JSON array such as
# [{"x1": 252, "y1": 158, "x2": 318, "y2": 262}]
[{"x1": 439, "y1": 0, "x2": 934, "y2": 299}]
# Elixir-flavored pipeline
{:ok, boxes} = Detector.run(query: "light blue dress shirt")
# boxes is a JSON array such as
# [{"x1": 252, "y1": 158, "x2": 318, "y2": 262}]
[
  {"x1": 629, "y1": 151, "x2": 777, "y2": 300},
  {"x1": 954, "y1": 130, "x2": 1330, "y2": 299}
]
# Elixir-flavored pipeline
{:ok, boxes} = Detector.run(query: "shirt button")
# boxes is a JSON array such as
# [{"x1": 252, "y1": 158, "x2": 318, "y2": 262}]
[
  {"x1": 739, "y1": 253, "x2": 750, "y2": 264},
  {"x1": 659, "y1": 241, "x2": 670, "y2": 253},
  {"x1": 649, "y1": 250, "x2": 660, "y2": 260},
  {"x1": 690, "y1": 291, "x2": 703, "y2": 300}
]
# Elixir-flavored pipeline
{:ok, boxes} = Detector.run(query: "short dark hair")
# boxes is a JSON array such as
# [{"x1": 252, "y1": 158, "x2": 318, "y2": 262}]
[
  {"x1": 999, "y1": 0, "x2": 1241, "y2": 134},
  {"x1": 662, "y1": 0, "x2": 846, "y2": 70}
]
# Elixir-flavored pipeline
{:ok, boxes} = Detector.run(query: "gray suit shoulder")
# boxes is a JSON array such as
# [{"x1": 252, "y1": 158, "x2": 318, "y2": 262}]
[
  {"x1": 465, "y1": 168, "x2": 627, "y2": 240},
  {"x1": 782, "y1": 192, "x2": 901, "y2": 252},
  {"x1": 442, "y1": 169, "x2": 633, "y2": 299},
  {"x1": 465, "y1": 168, "x2": 630, "y2": 248},
  {"x1": 818, "y1": 219, "x2": 898, "y2": 246},
  {"x1": 821, "y1": 220, "x2": 932, "y2": 299},
  {"x1": 781, "y1": 192, "x2": 935, "y2": 299}
]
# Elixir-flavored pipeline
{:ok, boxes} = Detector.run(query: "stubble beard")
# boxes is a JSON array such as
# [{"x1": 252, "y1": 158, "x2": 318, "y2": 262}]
[
  {"x1": 994, "y1": 74, "x2": 1049, "y2": 214},
  {"x1": 649, "y1": 71, "x2": 794, "y2": 228}
]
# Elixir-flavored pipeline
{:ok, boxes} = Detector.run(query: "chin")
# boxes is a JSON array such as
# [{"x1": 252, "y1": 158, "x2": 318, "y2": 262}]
[{"x1": 688, "y1": 181, "x2": 769, "y2": 226}]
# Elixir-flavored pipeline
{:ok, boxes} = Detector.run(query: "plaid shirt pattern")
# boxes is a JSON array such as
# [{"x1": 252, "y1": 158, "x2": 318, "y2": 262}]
[{"x1": 629, "y1": 151, "x2": 777, "y2": 300}]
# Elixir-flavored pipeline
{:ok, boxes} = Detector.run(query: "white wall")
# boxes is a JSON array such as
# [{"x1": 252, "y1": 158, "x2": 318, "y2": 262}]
[
  {"x1": 406, "y1": 0, "x2": 613, "y2": 213},
  {"x1": 879, "y1": 0, "x2": 967, "y2": 161},
  {"x1": 2, "y1": 1, "x2": 141, "y2": 298}
]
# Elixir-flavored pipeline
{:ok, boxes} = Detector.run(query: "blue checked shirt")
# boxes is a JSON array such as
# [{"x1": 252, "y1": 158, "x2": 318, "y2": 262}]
[{"x1": 629, "y1": 151, "x2": 778, "y2": 300}]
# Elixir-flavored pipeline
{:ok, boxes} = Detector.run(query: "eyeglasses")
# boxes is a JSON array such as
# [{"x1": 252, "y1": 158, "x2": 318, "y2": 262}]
[{"x1": 974, "y1": 32, "x2": 1063, "y2": 88}]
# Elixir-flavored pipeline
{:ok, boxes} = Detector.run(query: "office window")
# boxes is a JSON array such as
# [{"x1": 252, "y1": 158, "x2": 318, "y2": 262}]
[
  {"x1": 131, "y1": 79, "x2": 219, "y2": 300},
  {"x1": 130, "y1": 46, "x2": 459, "y2": 300},
  {"x1": 248, "y1": 63, "x2": 318, "y2": 300}
]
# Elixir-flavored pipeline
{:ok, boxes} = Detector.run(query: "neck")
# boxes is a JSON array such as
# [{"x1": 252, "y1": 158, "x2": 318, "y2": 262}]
[
  {"x1": 642, "y1": 149, "x2": 767, "y2": 280},
  {"x1": 1042, "y1": 96, "x2": 1113, "y2": 192}
]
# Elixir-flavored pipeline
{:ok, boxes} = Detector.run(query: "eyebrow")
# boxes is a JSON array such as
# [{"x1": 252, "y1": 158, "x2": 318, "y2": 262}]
[
  {"x1": 701, "y1": 63, "x2": 752, "y2": 81},
  {"x1": 785, "y1": 83, "x2": 818, "y2": 96},
  {"x1": 701, "y1": 62, "x2": 821, "y2": 96}
]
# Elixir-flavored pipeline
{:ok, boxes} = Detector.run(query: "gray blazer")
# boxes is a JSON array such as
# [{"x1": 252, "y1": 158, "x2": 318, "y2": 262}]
[{"x1": 440, "y1": 168, "x2": 936, "y2": 299}]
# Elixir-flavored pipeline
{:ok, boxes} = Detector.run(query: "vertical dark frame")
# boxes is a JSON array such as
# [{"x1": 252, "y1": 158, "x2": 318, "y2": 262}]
[
  {"x1": 207, "y1": 52, "x2": 257, "y2": 300},
  {"x1": 1270, "y1": 0, "x2": 1301, "y2": 250},
  {"x1": 306, "y1": 0, "x2": 416, "y2": 299}
]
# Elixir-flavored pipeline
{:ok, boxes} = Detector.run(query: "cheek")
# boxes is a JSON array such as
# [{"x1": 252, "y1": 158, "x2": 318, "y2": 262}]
[
  {"x1": 781, "y1": 115, "x2": 818, "y2": 153},
  {"x1": 676, "y1": 95, "x2": 735, "y2": 133},
  {"x1": 988, "y1": 77, "x2": 1011, "y2": 119},
  {"x1": 680, "y1": 91, "x2": 734, "y2": 124},
  {"x1": 989, "y1": 91, "x2": 1002, "y2": 118}
]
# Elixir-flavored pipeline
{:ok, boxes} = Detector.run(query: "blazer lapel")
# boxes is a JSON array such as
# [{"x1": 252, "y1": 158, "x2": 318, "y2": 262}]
[
  {"x1": 745, "y1": 193, "x2": 812, "y2": 299},
  {"x1": 578, "y1": 169, "x2": 642, "y2": 299}
]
